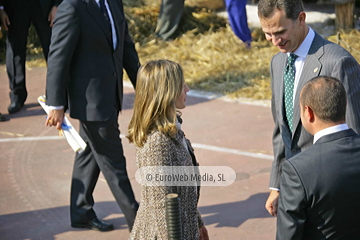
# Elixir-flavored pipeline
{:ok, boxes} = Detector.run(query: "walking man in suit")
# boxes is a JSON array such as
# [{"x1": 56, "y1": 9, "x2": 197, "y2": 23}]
[
  {"x1": 0, "y1": 0, "x2": 61, "y2": 114},
  {"x1": 45, "y1": 0, "x2": 139, "y2": 231},
  {"x1": 257, "y1": 0, "x2": 360, "y2": 216},
  {"x1": 277, "y1": 76, "x2": 360, "y2": 239}
]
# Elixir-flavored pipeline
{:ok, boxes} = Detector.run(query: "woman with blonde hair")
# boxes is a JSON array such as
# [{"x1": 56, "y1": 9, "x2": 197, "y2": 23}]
[{"x1": 128, "y1": 60, "x2": 209, "y2": 240}]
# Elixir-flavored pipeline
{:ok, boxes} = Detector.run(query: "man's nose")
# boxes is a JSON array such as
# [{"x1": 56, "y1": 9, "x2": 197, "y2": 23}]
[{"x1": 272, "y1": 36, "x2": 281, "y2": 46}]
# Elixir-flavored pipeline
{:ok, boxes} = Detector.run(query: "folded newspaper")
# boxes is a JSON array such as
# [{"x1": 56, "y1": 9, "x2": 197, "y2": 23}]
[{"x1": 37, "y1": 95, "x2": 87, "y2": 153}]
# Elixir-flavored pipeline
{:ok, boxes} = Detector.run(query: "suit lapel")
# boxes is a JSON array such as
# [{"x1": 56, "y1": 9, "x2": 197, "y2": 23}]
[
  {"x1": 278, "y1": 54, "x2": 288, "y2": 126},
  {"x1": 292, "y1": 33, "x2": 325, "y2": 137},
  {"x1": 84, "y1": 0, "x2": 113, "y2": 46}
]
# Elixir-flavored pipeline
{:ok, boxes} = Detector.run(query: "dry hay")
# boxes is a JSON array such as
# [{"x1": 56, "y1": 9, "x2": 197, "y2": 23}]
[
  {"x1": 123, "y1": 0, "x2": 145, "y2": 7},
  {"x1": 125, "y1": 6, "x2": 159, "y2": 45},
  {"x1": 125, "y1": 5, "x2": 227, "y2": 45},
  {"x1": 135, "y1": 25, "x2": 277, "y2": 100},
  {"x1": 186, "y1": 0, "x2": 225, "y2": 10},
  {"x1": 328, "y1": 30, "x2": 360, "y2": 63}
]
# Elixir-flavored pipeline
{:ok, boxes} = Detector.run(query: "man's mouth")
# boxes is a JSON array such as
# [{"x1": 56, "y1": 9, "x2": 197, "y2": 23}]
[{"x1": 278, "y1": 40, "x2": 288, "y2": 47}]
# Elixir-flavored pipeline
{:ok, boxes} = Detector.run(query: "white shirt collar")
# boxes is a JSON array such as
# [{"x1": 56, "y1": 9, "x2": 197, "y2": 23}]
[
  {"x1": 291, "y1": 27, "x2": 315, "y2": 59},
  {"x1": 313, "y1": 123, "x2": 349, "y2": 144}
]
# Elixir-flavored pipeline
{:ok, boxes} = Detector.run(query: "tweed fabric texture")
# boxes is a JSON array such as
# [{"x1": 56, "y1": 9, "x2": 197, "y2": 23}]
[{"x1": 129, "y1": 130, "x2": 203, "y2": 240}]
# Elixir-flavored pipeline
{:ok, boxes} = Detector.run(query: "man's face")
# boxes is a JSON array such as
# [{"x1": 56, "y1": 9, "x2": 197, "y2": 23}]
[{"x1": 260, "y1": 9, "x2": 306, "y2": 53}]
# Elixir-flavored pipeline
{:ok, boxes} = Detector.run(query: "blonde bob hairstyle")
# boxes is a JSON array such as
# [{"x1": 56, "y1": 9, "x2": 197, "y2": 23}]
[{"x1": 127, "y1": 60, "x2": 185, "y2": 147}]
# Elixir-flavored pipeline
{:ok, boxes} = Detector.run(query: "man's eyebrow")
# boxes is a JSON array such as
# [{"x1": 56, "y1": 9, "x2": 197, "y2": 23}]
[{"x1": 263, "y1": 29, "x2": 287, "y2": 35}]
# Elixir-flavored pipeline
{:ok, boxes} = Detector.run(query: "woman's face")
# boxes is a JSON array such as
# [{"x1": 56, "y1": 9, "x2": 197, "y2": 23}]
[{"x1": 175, "y1": 83, "x2": 190, "y2": 109}]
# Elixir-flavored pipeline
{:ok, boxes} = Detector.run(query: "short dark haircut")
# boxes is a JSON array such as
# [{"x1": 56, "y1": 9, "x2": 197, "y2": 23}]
[
  {"x1": 258, "y1": 0, "x2": 304, "y2": 20},
  {"x1": 300, "y1": 76, "x2": 347, "y2": 123}
]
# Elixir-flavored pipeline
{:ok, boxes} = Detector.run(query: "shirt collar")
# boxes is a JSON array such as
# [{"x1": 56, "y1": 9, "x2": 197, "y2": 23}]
[
  {"x1": 291, "y1": 27, "x2": 315, "y2": 59},
  {"x1": 313, "y1": 123, "x2": 349, "y2": 144}
]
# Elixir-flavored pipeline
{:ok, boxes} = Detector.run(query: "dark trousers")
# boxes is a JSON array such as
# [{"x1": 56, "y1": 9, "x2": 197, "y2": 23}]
[
  {"x1": 70, "y1": 111, "x2": 139, "y2": 230},
  {"x1": 156, "y1": 0, "x2": 184, "y2": 41},
  {"x1": 6, "y1": 3, "x2": 51, "y2": 104}
]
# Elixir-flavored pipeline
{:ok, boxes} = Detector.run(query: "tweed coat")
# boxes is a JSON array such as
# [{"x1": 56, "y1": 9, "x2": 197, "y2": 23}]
[{"x1": 129, "y1": 129, "x2": 204, "y2": 240}]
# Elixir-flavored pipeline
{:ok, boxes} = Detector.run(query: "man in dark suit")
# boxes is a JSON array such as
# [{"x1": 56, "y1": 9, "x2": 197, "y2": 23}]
[
  {"x1": 257, "y1": 0, "x2": 360, "y2": 216},
  {"x1": 0, "y1": 0, "x2": 61, "y2": 113},
  {"x1": 277, "y1": 76, "x2": 360, "y2": 239},
  {"x1": 45, "y1": 0, "x2": 139, "y2": 232}
]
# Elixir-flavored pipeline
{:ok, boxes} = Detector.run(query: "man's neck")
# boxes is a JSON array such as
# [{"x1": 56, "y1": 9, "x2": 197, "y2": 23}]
[{"x1": 292, "y1": 25, "x2": 310, "y2": 53}]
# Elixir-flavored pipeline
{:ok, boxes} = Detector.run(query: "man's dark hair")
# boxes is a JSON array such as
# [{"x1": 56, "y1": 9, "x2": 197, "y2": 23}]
[
  {"x1": 300, "y1": 76, "x2": 347, "y2": 123},
  {"x1": 258, "y1": 0, "x2": 305, "y2": 20}
]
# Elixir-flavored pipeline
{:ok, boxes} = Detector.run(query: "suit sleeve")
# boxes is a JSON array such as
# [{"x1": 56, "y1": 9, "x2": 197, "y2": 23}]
[
  {"x1": 269, "y1": 58, "x2": 286, "y2": 189},
  {"x1": 276, "y1": 160, "x2": 307, "y2": 240},
  {"x1": 332, "y1": 55, "x2": 360, "y2": 134},
  {"x1": 46, "y1": 1, "x2": 80, "y2": 106},
  {"x1": 120, "y1": 3, "x2": 140, "y2": 89}
]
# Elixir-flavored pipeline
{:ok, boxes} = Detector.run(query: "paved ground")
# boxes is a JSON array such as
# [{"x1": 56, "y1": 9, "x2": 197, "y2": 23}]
[{"x1": 0, "y1": 66, "x2": 276, "y2": 239}]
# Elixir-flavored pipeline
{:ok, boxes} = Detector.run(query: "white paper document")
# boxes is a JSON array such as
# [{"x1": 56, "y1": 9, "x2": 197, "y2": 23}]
[{"x1": 37, "y1": 95, "x2": 87, "y2": 153}]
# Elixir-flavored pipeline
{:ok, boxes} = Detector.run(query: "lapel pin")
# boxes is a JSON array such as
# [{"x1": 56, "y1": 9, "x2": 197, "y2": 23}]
[{"x1": 314, "y1": 67, "x2": 318, "y2": 73}]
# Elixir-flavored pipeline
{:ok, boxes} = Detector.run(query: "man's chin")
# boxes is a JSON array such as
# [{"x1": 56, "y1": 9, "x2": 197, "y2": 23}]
[
  {"x1": 277, "y1": 45, "x2": 288, "y2": 52},
  {"x1": 277, "y1": 41, "x2": 289, "y2": 52}
]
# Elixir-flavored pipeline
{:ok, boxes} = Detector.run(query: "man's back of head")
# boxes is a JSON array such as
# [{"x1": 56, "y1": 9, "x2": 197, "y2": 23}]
[{"x1": 299, "y1": 76, "x2": 347, "y2": 135}]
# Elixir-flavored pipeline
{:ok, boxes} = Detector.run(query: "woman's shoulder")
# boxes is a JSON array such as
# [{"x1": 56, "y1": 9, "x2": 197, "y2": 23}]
[
  {"x1": 135, "y1": 131, "x2": 176, "y2": 166},
  {"x1": 136, "y1": 130, "x2": 174, "y2": 151},
  {"x1": 148, "y1": 130, "x2": 173, "y2": 143}
]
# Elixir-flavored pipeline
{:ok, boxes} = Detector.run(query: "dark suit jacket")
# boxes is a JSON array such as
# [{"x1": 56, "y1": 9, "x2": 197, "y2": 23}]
[
  {"x1": 45, "y1": 0, "x2": 139, "y2": 121},
  {"x1": 270, "y1": 32, "x2": 360, "y2": 188},
  {"x1": 1, "y1": 0, "x2": 62, "y2": 17},
  {"x1": 277, "y1": 129, "x2": 360, "y2": 240}
]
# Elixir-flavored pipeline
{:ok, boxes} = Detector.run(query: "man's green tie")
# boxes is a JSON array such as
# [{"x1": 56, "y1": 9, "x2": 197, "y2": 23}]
[{"x1": 284, "y1": 53, "x2": 298, "y2": 134}]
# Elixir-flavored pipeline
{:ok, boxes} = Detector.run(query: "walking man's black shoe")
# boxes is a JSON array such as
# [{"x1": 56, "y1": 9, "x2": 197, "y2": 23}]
[
  {"x1": 71, "y1": 217, "x2": 114, "y2": 232},
  {"x1": 0, "y1": 113, "x2": 6, "y2": 122},
  {"x1": 8, "y1": 101, "x2": 24, "y2": 114}
]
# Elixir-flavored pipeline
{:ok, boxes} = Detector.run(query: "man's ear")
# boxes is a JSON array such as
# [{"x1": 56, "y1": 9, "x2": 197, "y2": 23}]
[
  {"x1": 305, "y1": 105, "x2": 315, "y2": 123},
  {"x1": 298, "y1": 11, "x2": 306, "y2": 24}
]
